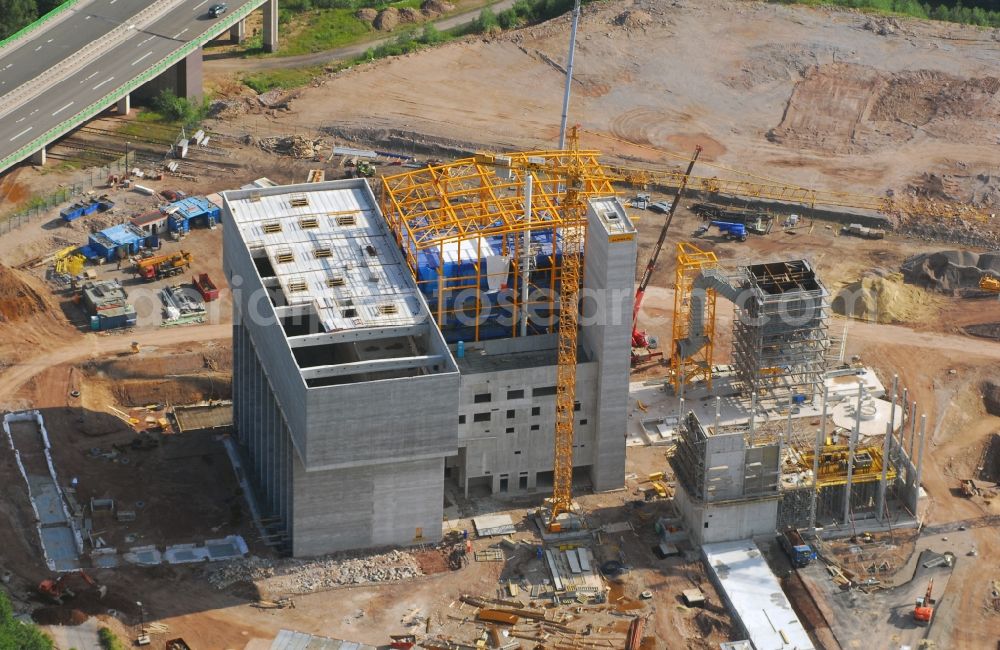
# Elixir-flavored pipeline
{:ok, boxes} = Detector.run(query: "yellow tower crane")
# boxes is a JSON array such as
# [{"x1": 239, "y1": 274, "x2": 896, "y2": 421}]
[{"x1": 379, "y1": 127, "x2": 616, "y2": 530}]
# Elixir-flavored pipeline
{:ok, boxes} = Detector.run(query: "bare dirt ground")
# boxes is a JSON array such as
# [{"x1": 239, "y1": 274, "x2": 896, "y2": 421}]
[{"x1": 205, "y1": 0, "x2": 1000, "y2": 211}]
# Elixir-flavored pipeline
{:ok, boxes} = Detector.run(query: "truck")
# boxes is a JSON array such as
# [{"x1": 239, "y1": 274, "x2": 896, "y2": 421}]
[
  {"x1": 193, "y1": 273, "x2": 219, "y2": 302},
  {"x1": 841, "y1": 223, "x2": 885, "y2": 239},
  {"x1": 778, "y1": 527, "x2": 817, "y2": 568},
  {"x1": 135, "y1": 251, "x2": 193, "y2": 281}
]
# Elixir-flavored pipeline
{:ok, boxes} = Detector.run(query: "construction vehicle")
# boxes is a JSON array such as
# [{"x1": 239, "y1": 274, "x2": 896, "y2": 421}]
[
  {"x1": 914, "y1": 580, "x2": 935, "y2": 623},
  {"x1": 981, "y1": 274, "x2": 1000, "y2": 293},
  {"x1": 960, "y1": 479, "x2": 979, "y2": 497},
  {"x1": 135, "y1": 250, "x2": 193, "y2": 281},
  {"x1": 696, "y1": 220, "x2": 748, "y2": 242},
  {"x1": 778, "y1": 527, "x2": 817, "y2": 568},
  {"x1": 841, "y1": 223, "x2": 885, "y2": 239},
  {"x1": 38, "y1": 570, "x2": 106, "y2": 604},
  {"x1": 631, "y1": 145, "x2": 702, "y2": 367}
]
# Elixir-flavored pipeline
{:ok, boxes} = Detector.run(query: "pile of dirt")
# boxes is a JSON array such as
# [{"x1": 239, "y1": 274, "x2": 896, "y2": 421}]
[
  {"x1": 984, "y1": 381, "x2": 1000, "y2": 417},
  {"x1": 900, "y1": 250, "x2": 1000, "y2": 294},
  {"x1": 373, "y1": 7, "x2": 399, "y2": 31},
  {"x1": 399, "y1": 6, "x2": 422, "y2": 23},
  {"x1": 355, "y1": 7, "x2": 377, "y2": 23},
  {"x1": 906, "y1": 171, "x2": 1000, "y2": 208},
  {"x1": 255, "y1": 135, "x2": 325, "y2": 159},
  {"x1": 831, "y1": 269, "x2": 940, "y2": 324},
  {"x1": 862, "y1": 16, "x2": 902, "y2": 36},
  {"x1": 420, "y1": 0, "x2": 453, "y2": 16},
  {"x1": 612, "y1": 9, "x2": 652, "y2": 28},
  {"x1": 0, "y1": 264, "x2": 47, "y2": 323}
]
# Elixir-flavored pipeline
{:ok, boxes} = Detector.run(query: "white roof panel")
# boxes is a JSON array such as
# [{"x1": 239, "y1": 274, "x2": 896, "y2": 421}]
[{"x1": 702, "y1": 540, "x2": 814, "y2": 650}]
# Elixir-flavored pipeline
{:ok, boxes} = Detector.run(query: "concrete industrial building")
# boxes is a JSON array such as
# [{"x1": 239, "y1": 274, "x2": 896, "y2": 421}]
[{"x1": 222, "y1": 178, "x2": 635, "y2": 556}]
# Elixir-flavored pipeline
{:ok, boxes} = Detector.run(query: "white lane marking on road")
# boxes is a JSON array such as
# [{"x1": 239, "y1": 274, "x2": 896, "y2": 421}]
[
  {"x1": 34, "y1": 46, "x2": 43, "y2": 51},
  {"x1": 15, "y1": 117, "x2": 24, "y2": 123},
  {"x1": 85, "y1": 15, "x2": 90, "y2": 19},
  {"x1": 47, "y1": 39, "x2": 53, "y2": 43},
  {"x1": 10, "y1": 127, "x2": 32, "y2": 142},
  {"x1": 131, "y1": 52, "x2": 153, "y2": 66},
  {"x1": 93, "y1": 76, "x2": 114, "y2": 90},
  {"x1": 172, "y1": 28, "x2": 189, "y2": 38},
  {"x1": 29, "y1": 109, "x2": 37, "y2": 115},
  {"x1": 110, "y1": 0, "x2": 117, "y2": 4},
  {"x1": 81, "y1": 71, "x2": 100, "y2": 84},
  {"x1": 138, "y1": 36, "x2": 154, "y2": 47},
  {"x1": 193, "y1": 0, "x2": 208, "y2": 10},
  {"x1": 52, "y1": 101, "x2": 74, "y2": 116}
]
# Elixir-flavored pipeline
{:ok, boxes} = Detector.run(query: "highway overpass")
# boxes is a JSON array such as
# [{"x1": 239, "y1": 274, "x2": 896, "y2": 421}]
[{"x1": 0, "y1": 0, "x2": 278, "y2": 173}]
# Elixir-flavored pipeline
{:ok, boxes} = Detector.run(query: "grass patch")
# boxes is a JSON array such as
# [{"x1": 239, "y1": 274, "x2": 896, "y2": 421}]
[
  {"x1": 243, "y1": 66, "x2": 326, "y2": 93},
  {"x1": 769, "y1": 1, "x2": 1000, "y2": 28},
  {"x1": 277, "y1": 8, "x2": 373, "y2": 55}
]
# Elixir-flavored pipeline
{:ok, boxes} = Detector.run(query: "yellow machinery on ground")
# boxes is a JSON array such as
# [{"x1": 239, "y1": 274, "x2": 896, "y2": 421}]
[
  {"x1": 380, "y1": 127, "x2": 616, "y2": 528},
  {"x1": 981, "y1": 275, "x2": 1000, "y2": 293},
  {"x1": 670, "y1": 242, "x2": 719, "y2": 393},
  {"x1": 797, "y1": 445, "x2": 896, "y2": 488},
  {"x1": 53, "y1": 246, "x2": 86, "y2": 276}
]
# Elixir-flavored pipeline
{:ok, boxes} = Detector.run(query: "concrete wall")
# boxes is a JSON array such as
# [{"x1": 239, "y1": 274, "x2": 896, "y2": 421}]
[
  {"x1": 456, "y1": 355, "x2": 597, "y2": 494},
  {"x1": 292, "y1": 454, "x2": 444, "y2": 556},
  {"x1": 304, "y1": 372, "x2": 459, "y2": 470},
  {"x1": 581, "y1": 198, "x2": 636, "y2": 492},
  {"x1": 675, "y1": 483, "x2": 779, "y2": 546}
]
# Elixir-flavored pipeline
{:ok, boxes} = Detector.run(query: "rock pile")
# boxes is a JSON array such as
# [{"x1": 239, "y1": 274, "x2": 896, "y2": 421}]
[
  {"x1": 863, "y1": 16, "x2": 901, "y2": 36},
  {"x1": 207, "y1": 549, "x2": 422, "y2": 594},
  {"x1": 420, "y1": 0, "x2": 454, "y2": 16},
  {"x1": 612, "y1": 9, "x2": 652, "y2": 28},
  {"x1": 901, "y1": 250, "x2": 1000, "y2": 294},
  {"x1": 983, "y1": 381, "x2": 1000, "y2": 417},
  {"x1": 257, "y1": 135, "x2": 325, "y2": 159}
]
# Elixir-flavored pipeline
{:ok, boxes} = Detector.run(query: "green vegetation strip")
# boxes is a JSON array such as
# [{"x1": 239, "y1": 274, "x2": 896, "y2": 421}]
[
  {"x1": 0, "y1": 591, "x2": 52, "y2": 650},
  {"x1": 0, "y1": 0, "x2": 261, "y2": 172},
  {"x1": 769, "y1": 0, "x2": 1000, "y2": 28},
  {"x1": 98, "y1": 627, "x2": 127, "y2": 650},
  {"x1": 0, "y1": 0, "x2": 84, "y2": 50}
]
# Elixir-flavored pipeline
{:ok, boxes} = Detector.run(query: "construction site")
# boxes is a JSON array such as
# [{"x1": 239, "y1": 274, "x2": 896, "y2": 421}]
[{"x1": 0, "y1": 1, "x2": 999, "y2": 649}]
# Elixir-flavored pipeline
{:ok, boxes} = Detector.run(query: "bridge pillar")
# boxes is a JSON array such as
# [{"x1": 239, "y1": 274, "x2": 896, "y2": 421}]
[
  {"x1": 117, "y1": 94, "x2": 131, "y2": 116},
  {"x1": 177, "y1": 47, "x2": 204, "y2": 103},
  {"x1": 230, "y1": 19, "x2": 246, "y2": 44},
  {"x1": 263, "y1": 0, "x2": 278, "y2": 53},
  {"x1": 30, "y1": 148, "x2": 46, "y2": 166}
]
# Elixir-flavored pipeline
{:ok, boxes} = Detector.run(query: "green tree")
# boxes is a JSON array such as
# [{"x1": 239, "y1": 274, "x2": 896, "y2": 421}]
[
  {"x1": 0, "y1": 590, "x2": 53, "y2": 650},
  {"x1": 0, "y1": 0, "x2": 39, "y2": 40}
]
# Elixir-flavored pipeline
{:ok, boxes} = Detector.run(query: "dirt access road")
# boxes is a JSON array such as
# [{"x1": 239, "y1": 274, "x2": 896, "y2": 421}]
[{"x1": 0, "y1": 322, "x2": 230, "y2": 411}]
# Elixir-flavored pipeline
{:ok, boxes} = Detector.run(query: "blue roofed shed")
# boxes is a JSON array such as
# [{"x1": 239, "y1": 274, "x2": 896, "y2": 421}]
[
  {"x1": 87, "y1": 223, "x2": 146, "y2": 262},
  {"x1": 166, "y1": 196, "x2": 221, "y2": 232}
]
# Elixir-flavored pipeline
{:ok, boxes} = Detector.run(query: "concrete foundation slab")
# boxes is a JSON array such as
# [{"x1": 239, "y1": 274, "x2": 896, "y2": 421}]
[
  {"x1": 40, "y1": 526, "x2": 80, "y2": 572},
  {"x1": 472, "y1": 514, "x2": 515, "y2": 537}
]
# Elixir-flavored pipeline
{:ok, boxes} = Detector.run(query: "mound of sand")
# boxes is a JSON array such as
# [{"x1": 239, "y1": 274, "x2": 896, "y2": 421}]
[
  {"x1": 831, "y1": 269, "x2": 940, "y2": 324},
  {"x1": 356, "y1": 7, "x2": 377, "y2": 23},
  {"x1": 0, "y1": 265, "x2": 47, "y2": 323},
  {"x1": 613, "y1": 9, "x2": 652, "y2": 28},
  {"x1": 399, "y1": 7, "x2": 422, "y2": 23},
  {"x1": 901, "y1": 250, "x2": 1000, "y2": 294}
]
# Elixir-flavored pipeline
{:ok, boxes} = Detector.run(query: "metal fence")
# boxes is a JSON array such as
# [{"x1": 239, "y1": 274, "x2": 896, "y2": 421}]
[{"x1": 0, "y1": 154, "x2": 133, "y2": 235}]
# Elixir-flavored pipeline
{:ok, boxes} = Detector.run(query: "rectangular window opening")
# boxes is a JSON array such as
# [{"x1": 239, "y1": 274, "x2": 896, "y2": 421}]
[
  {"x1": 474, "y1": 393, "x2": 491, "y2": 403},
  {"x1": 507, "y1": 389, "x2": 524, "y2": 400},
  {"x1": 473, "y1": 412, "x2": 490, "y2": 423}
]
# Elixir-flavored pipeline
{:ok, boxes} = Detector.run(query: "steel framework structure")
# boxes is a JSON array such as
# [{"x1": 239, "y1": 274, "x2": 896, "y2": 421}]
[
  {"x1": 670, "y1": 243, "x2": 719, "y2": 393},
  {"x1": 732, "y1": 261, "x2": 830, "y2": 403},
  {"x1": 380, "y1": 147, "x2": 616, "y2": 342},
  {"x1": 379, "y1": 131, "x2": 611, "y2": 522}
]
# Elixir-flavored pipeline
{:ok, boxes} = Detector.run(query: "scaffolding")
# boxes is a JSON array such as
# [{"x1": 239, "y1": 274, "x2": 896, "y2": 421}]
[
  {"x1": 670, "y1": 243, "x2": 719, "y2": 392},
  {"x1": 379, "y1": 150, "x2": 616, "y2": 342},
  {"x1": 731, "y1": 260, "x2": 830, "y2": 403}
]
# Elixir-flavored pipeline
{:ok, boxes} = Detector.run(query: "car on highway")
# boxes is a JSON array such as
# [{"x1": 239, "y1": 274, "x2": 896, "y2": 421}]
[
  {"x1": 208, "y1": 3, "x2": 228, "y2": 17},
  {"x1": 648, "y1": 201, "x2": 672, "y2": 214}
]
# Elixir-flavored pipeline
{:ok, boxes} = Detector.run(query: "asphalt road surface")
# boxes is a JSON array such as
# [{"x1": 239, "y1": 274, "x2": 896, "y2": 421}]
[
  {"x1": 0, "y1": 0, "x2": 152, "y2": 94},
  {"x1": 0, "y1": 0, "x2": 259, "y2": 166}
]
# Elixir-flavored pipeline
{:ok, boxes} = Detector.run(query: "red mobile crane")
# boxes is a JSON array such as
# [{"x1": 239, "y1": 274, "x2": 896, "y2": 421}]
[{"x1": 631, "y1": 145, "x2": 702, "y2": 367}]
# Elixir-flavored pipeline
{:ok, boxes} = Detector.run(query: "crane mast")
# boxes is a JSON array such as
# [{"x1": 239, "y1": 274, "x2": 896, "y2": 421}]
[{"x1": 549, "y1": 127, "x2": 587, "y2": 523}]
